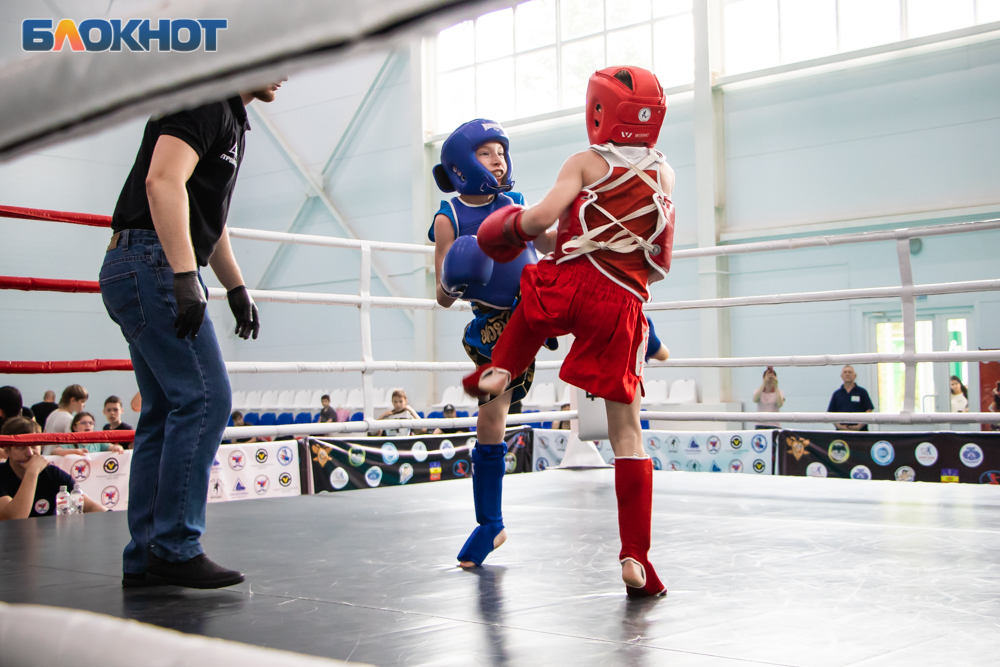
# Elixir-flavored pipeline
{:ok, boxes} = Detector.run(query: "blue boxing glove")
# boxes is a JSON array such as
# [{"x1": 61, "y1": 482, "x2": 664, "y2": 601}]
[
  {"x1": 442, "y1": 236, "x2": 494, "y2": 299},
  {"x1": 645, "y1": 317, "x2": 663, "y2": 362}
]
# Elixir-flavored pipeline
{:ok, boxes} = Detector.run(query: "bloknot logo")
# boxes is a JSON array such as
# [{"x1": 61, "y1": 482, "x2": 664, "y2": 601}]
[{"x1": 23, "y1": 18, "x2": 227, "y2": 52}]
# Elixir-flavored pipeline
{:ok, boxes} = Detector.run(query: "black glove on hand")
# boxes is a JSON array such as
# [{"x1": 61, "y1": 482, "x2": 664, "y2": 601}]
[
  {"x1": 173, "y1": 271, "x2": 207, "y2": 340},
  {"x1": 227, "y1": 285, "x2": 260, "y2": 340},
  {"x1": 544, "y1": 337, "x2": 559, "y2": 351}
]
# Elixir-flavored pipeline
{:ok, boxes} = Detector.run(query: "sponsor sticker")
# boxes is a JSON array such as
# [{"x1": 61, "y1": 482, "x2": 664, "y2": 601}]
[
  {"x1": 667, "y1": 460, "x2": 682, "y2": 471},
  {"x1": 364, "y1": 466, "x2": 383, "y2": 488},
  {"x1": 209, "y1": 475, "x2": 224, "y2": 499},
  {"x1": 71, "y1": 460, "x2": 91, "y2": 482},
  {"x1": 806, "y1": 462, "x2": 827, "y2": 477},
  {"x1": 828, "y1": 440, "x2": 850, "y2": 464},
  {"x1": 537, "y1": 434, "x2": 549, "y2": 449},
  {"x1": 466, "y1": 437, "x2": 477, "y2": 449},
  {"x1": 850, "y1": 465, "x2": 872, "y2": 480},
  {"x1": 707, "y1": 436, "x2": 722, "y2": 454},
  {"x1": 978, "y1": 470, "x2": 1000, "y2": 484},
  {"x1": 34, "y1": 499, "x2": 50, "y2": 514},
  {"x1": 960, "y1": 443, "x2": 984, "y2": 468},
  {"x1": 730, "y1": 435, "x2": 743, "y2": 450},
  {"x1": 278, "y1": 472, "x2": 293, "y2": 487},
  {"x1": 751, "y1": 434, "x2": 768, "y2": 453},
  {"x1": 685, "y1": 459, "x2": 702, "y2": 472},
  {"x1": 710, "y1": 460, "x2": 722, "y2": 472},
  {"x1": 399, "y1": 463, "x2": 414, "y2": 484},
  {"x1": 429, "y1": 462, "x2": 442, "y2": 480},
  {"x1": 652, "y1": 457, "x2": 662, "y2": 471},
  {"x1": 440, "y1": 440, "x2": 455, "y2": 460},
  {"x1": 102, "y1": 486, "x2": 120, "y2": 507},
  {"x1": 871, "y1": 441, "x2": 895, "y2": 466},
  {"x1": 752, "y1": 459, "x2": 765, "y2": 473},
  {"x1": 504, "y1": 453, "x2": 517, "y2": 473},
  {"x1": 638, "y1": 107, "x2": 652, "y2": 122},
  {"x1": 277, "y1": 446, "x2": 294, "y2": 466},
  {"x1": 330, "y1": 467, "x2": 350, "y2": 490},
  {"x1": 894, "y1": 466, "x2": 915, "y2": 482},
  {"x1": 348, "y1": 446, "x2": 366, "y2": 467},
  {"x1": 411, "y1": 441, "x2": 428, "y2": 463},
  {"x1": 647, "y1": 436, "x2": 662, "y2": 450},
  {"x1": 254, "y1": 475, "x2": 270, "y2": 495},
  {"x1": 234, "y1": 478, "x2": 247, "y2": 493},
  {"x1": 666, "y1": 436, "x2": 680, "y2": 453},
  {"x1": 381, "y1": 443, "x2": 399, "y2": 465},
  {"x1": 453, "y1": 460, "x2": 470, "y2": 477},
  {"x1": 915, "y1": 442, "x2": 938, "y2": 466},
  {"x1": 729, "y1": 460, "x2": 744, "y2": 473},
  {"x1": 684, "y1": 438, "x2": 702, "y2": 456},
  {"x1": 554, "y1": 434, "x2": 568, "y2": 452},
  {"x1": 941, "y1": 468, "x2": 959, "y2": 483},
  {"x1": 229, "y1": 449, "x2": 246, "y2": 470},
  {"x1": 255, "y1": 448, "x2": 268, "y2": 464},
  {"x1": 535, "y1": 457, "x2": 549, "y2": 471}
]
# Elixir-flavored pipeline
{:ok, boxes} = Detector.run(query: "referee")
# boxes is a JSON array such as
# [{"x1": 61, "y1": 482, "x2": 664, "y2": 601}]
[{"x1": 100, "y1": 81, "x2": 282, "y2": 589}]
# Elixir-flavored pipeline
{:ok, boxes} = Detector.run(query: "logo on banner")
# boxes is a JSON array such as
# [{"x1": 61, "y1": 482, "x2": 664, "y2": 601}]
[
  {"x1": 850, "y1": 465, "x2": 872, "y2": 480},
  {"x1": 535, "y1": 458, "x2": 549, "y2": 471},
  {"x1": 255, "y1": 448, "x2": 268, "y2": 464},
  {"x1": 330, "y1": 467, "x2": 350, "y2": 490},
  {"x1": 22, "y1": 18, "x2": 228, "y2": 53},
  {"x1": 504, "y1": 453, "x2": 517, "y2": 473},
  {"x1": 786, "y1": 435, "x2": 810, "y2": 461},
  {"x1": 229, "y1": 450, "x2": 246, "y2": 470},
  {"x1": 209, "y1": 476, "x2": 225, "y2": 499},
  {"x1": 348, "y1": 446, "x2": 366, "y2": 467},
  {"x1": 806, "y1": 462, "x2": 827, "y2": 477},
  {"x1": 254, "y1": 475, "x2": 269, "y2": 495},
  {"x1": 894, "y1": 466, "x2": 915, "y2": 482},
  {"x1": 915, "y1": 442, "x2": 938, "y2": 466},
  {"x1": 685, "y1": 460, "x2": 702, "y2": 472},
  {"x1": 412, "y1": 442, "x2": 428, "y2": 463},
  {"x1": 440, "y1": 441, "x2": 455, "y2": 460},
  {"x1": 537, "y1": 434, "x2": 550, "y2": 449},
  {"x1": 212, "y1": 457, "x2": 221, "y2": 468},
  {"x1": 978, "y1": 470, "x2": 1000, "y2": 484},
  {"x1": 278, "y1": 472, "x2": 293, "y2": 487},
  {"x1": 730, "y1": 435, "x2": 743, "y2": 450},
  {"x1": 707, "y1": 436, "x2": 722, "y2": 454},
  {"x1": 555, "y1": 434, "x2": 567, "y2": 452},
  {"x1": 381, "y1": 443, "x2": 399, "y2": 465},
  {"x1": 71, "y1": 460, "x2": 91, "y2": 482},
  {"x1": 430, "y1": 462, "x2": 443, "y2": 480},
  {"x1": 34, "y1": 499, "x2": 50, "y2": 514},
  {"x1": 652, "y1": 457, "x2": 662, "y2": 471},
  {"x1": 941, "y1": 468, "x2": 959, "y2": 483},
  {"x1": 729, "y1": 460, "x2": 744, "y2": 473},
  {"x1": 453, "y1": 460, "x2": 469, "y2": 477},
  {"x1": 277, "y1": 446, "x2": 294, "y2": 466},
  {"x1": 828, "y1": 440, "x2": 850, "y2": 464},
  {"x1": 646, "y1": 436, "x2": 662, "y2": 450},
  {"x1": 667, "y1": 460, "x2": 682, "y2": 471},
  {"x1": 102, "y1": 486, "x2": 120, "y2": 507},
  {"x1": 753, "y1": 459, "x2": 765, "y2": 473},
  {"x1": 685, "y1": 438, "x2": 701, "y2": 456},
  {"x1": 466, "y1": 437, "x2": 477, "y2": 449},
  {"x1": 751, "y1": 434, "x2": 768, "y2": 453},
  {"x1": 234, "y1": 478, "x2": 247, "y2": 493},
  {"x1": 960, "y1": 443, "x2": 984, "y2": 467},
  {"x1": 399, "y1": 463, "x2": 414, "y2": 484},
  {"x1": 871, "y1": 441, "x2": 894, "y2": 466},
  {"x1": 666, "y1": 436, "x2": 680, "y2": 453},
  {"x1": 710, "y1": 460, "x2": 722, "y2": 472},
  {"x1": 365, "y1": 467, "x2": 383, "y2": 487},
  {"x1": 103, "y1": 458, "x2": 120, "y2": 474}
]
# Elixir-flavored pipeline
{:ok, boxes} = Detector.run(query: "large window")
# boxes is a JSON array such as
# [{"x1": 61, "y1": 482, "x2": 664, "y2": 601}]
[
  {"x1": 434, "y1": 0, "x2": 695, "y2": 134},
  {"x1": 722, "y1": 0, "x2": 1000, "y2": 76}
]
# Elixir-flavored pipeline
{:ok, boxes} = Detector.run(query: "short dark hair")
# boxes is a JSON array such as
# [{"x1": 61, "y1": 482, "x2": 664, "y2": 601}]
[
  {"x1": 59, "y1": 384, "x2": 88, "y2": 407},
  {"x1": 0, "y1": 386, "x2": 23, "y2": 424},
  {"x1": 613, "y1": 69, "x2": 634, "y2": 90},
  {"x1": 1, "y1": 416, "x2": 35, "y2": 436},
  {"x1": 71, "y1": 412, "x2": 96, "y2": 431},
  {"x1": 231, "y1": 411, "x2": 244, "y2": 420},
  {"x1": 104, "y1": 395, "x2": 122, "y2": 407},
  {"x1": 321, "y1": 394, "x2": 331, "y2": 401}
]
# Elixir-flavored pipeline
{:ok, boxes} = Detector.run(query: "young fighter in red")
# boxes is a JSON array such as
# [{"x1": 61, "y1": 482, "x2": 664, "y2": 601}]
[{"x1": 463, "y1": 66, "x2": 676, "y2": 598}]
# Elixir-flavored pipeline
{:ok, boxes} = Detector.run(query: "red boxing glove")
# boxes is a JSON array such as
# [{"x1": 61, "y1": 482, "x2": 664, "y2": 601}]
[{"x1": 476, "y1": 205, "x2": 536, "y2": 263}]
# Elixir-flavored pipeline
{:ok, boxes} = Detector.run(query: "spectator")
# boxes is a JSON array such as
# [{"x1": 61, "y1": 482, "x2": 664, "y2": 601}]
[
  {"x1": 434, "y1": 404, "x2": 462, "y2": 435},
  {"x1": 31, "y1": 390, "x2": 59, "y2": 430},
  {"x1": 72, "y1": 412, "x2": 125, "y2": 454},
  {"x1": 0, "y1": 386, "x2": 27, "y2": 430},
  {"x1": 42, "y1": 385, "x2": 90, "y2": 457},
  {"x1": 102, "y1": 395, "x2": 135, "y2": 448},
  {"x1": 753, "y1": 367, "x2": 785, "y2": 429},
  {"x1": 988, "y1": 381, "x2": 1000, "y2": 431},
  {"x1": 318, "y1": 394, "x2": 338, "y2": 423},
  {"x1": 229, "y1": 411, "x2": 257, "y2": 444},
  {"x1": 827, "y1": 365, "x2": 874, "y2": 431},
  {"x1": 377, "y1": 389, "x2": 422, "y2": 436},
  {"x1": 0, "y1": 417, "x2": 106, "y2": 520},
  {"x1": 950, "y1": 376, "x2": 969, "y2": 413},
  {"x1": 554, "y1": 403, "x2": 572, "y2": 430}
]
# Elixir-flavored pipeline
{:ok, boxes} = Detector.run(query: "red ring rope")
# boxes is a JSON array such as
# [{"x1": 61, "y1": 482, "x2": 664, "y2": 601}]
[
  {"x1": 0, "y1": 276, "x2": 100, "y2": 293},
  {"x1": 0, "y1": 360, "x2": 133, "y2": 374},
  {"x1": 0, "y1": 205, "x2": 111, "y2": 228},
  {"x1": 0, "y1": 431, "x2": 136, "y2": 445}
]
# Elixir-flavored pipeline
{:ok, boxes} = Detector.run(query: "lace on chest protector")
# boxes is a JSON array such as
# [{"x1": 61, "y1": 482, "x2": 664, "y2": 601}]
[{"x1": 558, "y1": 143, "x2": 670, "y2": 262}]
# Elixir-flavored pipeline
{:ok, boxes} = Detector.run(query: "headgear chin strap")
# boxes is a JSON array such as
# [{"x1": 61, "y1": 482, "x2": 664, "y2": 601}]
[{"x1": 433, "y1": 119, "x2": 514, "y2": 195}]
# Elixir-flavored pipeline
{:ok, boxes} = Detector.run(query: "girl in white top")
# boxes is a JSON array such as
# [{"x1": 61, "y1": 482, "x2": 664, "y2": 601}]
[
  {"x1": 753, "y1": 367, "x2": 785, "y2": 429},
  {"x1": 950, "y1": 376, "x2": 969, "y2": 413}
]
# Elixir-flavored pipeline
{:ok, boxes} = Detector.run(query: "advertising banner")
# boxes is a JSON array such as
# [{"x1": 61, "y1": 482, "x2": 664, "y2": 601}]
[
  {"x1": 48, "y1": 451, "x2": 131, "y2": 511},
  {"x1": 310, "y1": 428, "x2": 534, "y2": 493},
  {"x1": 778, "y1": 430, "x2": 1000, "y2": 484},
  {"x1": 533, "y1": 429, "x2": 775, "y2": 475},
  {"x1": 208, "y1": 441, "x2": 303, "y2": 503}
]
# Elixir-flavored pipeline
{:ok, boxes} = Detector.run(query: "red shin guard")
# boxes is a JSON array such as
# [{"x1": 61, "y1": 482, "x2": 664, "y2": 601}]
[{"x1": 615, "y1": 457, "x2": 666, "y2": 598}]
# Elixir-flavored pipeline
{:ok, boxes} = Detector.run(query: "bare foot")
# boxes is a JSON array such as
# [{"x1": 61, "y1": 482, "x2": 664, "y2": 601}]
[
  {"x1": 478, "y1": 368, "x2": 510, "y2": 396},
  {"x1": 622, "y1": 559, "x2": 645, "y2": 588},
  {"x1": 458, "y1": 529, "x2": 507, "y2": 568}
]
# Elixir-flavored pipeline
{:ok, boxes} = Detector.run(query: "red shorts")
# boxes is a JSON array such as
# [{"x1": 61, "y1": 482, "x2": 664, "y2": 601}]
[{"x1": 495, "y1": 257, "x2": 648, "y2": 404}]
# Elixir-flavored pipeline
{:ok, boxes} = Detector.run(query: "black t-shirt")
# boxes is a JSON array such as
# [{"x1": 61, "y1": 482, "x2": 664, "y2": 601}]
[
  {"x1": 827, "y1": 385, "x2": 874, "y2": 413},
  {"x1": 318, "y1": 407, "x2": 338, "y2": 423},
  {"x1": 103, "y1": 422, "x2": 134, "y2": 431},
  {"x1": 111, "y1": 97, "x2": 250, "y2": 266},
  {"x1": 0, "y1": 460, "x2": 74, "y2": 517},
  {"x1": 31, "y1": 401, "x2": 57, "y2": 429}
]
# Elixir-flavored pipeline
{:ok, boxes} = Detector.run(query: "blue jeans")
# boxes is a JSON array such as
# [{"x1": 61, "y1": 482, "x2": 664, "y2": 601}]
[{"x1": 99, "y1": 229, "x2": 231, "y2": 573}]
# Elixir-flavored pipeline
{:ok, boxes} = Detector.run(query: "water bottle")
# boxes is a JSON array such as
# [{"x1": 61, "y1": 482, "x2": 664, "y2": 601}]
[
  {"x1": 70, "y1": 485, "x2": 84, "y2": 514},
  {"x1": 55, "y1": 485, "x2": 71, "y2": 515}
]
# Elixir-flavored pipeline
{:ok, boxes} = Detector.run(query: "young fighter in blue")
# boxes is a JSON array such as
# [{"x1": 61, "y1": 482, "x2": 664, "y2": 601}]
[{"x1": 429, "y1": 119, "x2": 556, "y2": 568}]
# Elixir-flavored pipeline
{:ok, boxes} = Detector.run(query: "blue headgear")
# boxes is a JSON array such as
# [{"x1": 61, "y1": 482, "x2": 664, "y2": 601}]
[{"x1": 433, "y1": 119, "x2": 513, "y2": 196}]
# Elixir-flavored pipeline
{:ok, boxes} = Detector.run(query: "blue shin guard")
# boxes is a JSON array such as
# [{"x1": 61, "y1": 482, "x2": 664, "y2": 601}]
[{"x1": 457, "y1": 443, "x2": 508, "y2": 566}]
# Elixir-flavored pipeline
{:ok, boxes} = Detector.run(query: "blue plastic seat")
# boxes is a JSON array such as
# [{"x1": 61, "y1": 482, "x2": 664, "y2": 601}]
[
  {"x1": 259, "y1": 413, "x2": 277, "y2": 427},
  {"x1": 313, "y1": 412, "x2": 321, "y2": 422},
  {"x1": 417, "y1": 411, "x2": 425, "y2": 418},
  {"x1": 294, "y1": 412, "x2": 313, "y2": 424},
  {"x1": 242, "y1": 412, "x2": 259, "y2": 425},
  {"x1": 350, "y1": 412, "x2": 364, "y2": 421},
  {"x1": 456, "y1": 410, "x2": 469, "y2": 418},
  {"x1": 427, "y1": 410, "x2": 444, "y2": 420},
  {"x1": 276, "y1": 412, "x2": 294, "y2": 426}
]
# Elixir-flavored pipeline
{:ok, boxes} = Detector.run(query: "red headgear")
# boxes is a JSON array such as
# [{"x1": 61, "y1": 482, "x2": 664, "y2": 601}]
[{"x1": 585, "y1": 66, "x2": 667, "y2": 148}]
